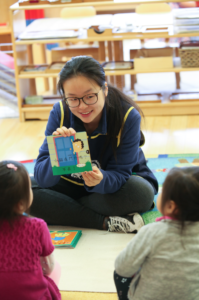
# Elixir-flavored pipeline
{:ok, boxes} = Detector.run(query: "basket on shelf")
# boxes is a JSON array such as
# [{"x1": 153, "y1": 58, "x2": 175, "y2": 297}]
[{"x1": 179, "y1": 41, "x2": 199, "y2": 68}]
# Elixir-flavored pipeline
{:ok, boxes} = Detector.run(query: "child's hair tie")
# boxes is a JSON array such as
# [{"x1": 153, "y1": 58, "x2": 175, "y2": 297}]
[{"x1": 7, "y1": 163, "x2": 17, "y2": 171}]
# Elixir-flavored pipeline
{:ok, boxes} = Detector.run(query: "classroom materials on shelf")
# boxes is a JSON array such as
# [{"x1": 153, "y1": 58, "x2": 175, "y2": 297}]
[
  {"x1": 46, "y1": 62, "x2": 66, "y2": 73},
  {"x1": 111, "y1": 12, "x2": 173, "y2": 30},
  {"x1": 101, "y1": 61, "x2": 134, "y2": 70},
  {"x1": 19, "y1": 30, "x2": 79, "y2": 40},
  {"x1": 170, "y1": 91, "x2": 199, "y2": 102},
  {"x1": 179, "y1": 41, "x2": 199, "y2": 67},
  {"x1": 132, "y1": 47, "x2": 173, "y2": 71},
  {"x1": 18, "y1": 15, "x2": 113, "y2": 40},
  {"x1": 126, "y1": 90, "x2": 162, "y2": 103},
  {"x1": 23, "y1": 95, "x2": 61, "y2": 106},
  {"x1": 173, "y1": 7, "x2": 199, "y2": 33},
  {"x1": 20, "y1": 65, "x2": 48, "y2": 74},
  {"x1": 47, "y1": 132, "x2": 92, "y2": 176},
  {"x1": 25, "y1": 95, "x2": 43, "y2": 104},
  {"x1": 50, "y1": 230, "x2": 82, "y2": 248}
]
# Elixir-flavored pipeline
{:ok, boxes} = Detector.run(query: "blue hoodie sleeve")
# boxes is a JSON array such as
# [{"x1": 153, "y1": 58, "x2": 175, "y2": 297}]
[
  {"x1": 84, "y1": 108, "x2": 141, "y2": 194},
  {"x1": 34, "y1": 103, "x2": 62, "y2": 188}
]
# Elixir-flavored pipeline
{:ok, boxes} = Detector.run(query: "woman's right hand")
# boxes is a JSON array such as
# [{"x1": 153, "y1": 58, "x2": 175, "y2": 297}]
[{"x1": 52, "y1": 126, "x2": 76, "y2": 137}]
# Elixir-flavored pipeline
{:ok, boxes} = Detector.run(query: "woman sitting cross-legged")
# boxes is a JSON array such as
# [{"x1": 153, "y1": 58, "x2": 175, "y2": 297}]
[{"x1": 30, "y1": 56, "x2": 158, "y2": 233}]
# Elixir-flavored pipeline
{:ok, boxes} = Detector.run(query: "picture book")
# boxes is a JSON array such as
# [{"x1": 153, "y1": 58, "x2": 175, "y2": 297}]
[
  {"x1": 50, "y1": 230, "x2": 82, "y2": 248},
  {"x1": 47, "y1": 132, "x2": 92, "y2": 176}
]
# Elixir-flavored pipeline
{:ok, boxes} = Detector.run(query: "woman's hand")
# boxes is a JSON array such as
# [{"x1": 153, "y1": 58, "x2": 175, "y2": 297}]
[
  {"x1": 82, "y1": 166, "x2": 103, "y2": 187},
  {"x1": 52, "y1": 126, "x2": 76, "y2": 137}
]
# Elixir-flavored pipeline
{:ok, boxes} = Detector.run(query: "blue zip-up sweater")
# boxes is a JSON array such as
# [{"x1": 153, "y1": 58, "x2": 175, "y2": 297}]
[{"x1": 34, "y1": 101, "x2": 158, "y2": 195}]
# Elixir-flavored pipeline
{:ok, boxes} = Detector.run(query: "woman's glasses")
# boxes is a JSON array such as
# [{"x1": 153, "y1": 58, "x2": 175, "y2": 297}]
[{"x1": 64, "y1": 87, "x2": 102, "y2": 108}]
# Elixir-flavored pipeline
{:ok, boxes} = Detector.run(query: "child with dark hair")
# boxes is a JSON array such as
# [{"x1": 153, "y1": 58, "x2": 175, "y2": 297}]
[
  {"x1": 114, "y1": 167, "x2": 199, "y2": 300},
  {"x1": 31, "y1": 55, "x2": 158, "y2": 233},
  {"x1": 0, "y1": 161, "x2": 61, "y2": 300}
]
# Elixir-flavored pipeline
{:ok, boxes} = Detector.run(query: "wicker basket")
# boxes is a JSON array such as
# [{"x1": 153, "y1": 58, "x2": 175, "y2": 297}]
[{"x1": 179, "y1": 41, "x2": 199, "y2": 68}]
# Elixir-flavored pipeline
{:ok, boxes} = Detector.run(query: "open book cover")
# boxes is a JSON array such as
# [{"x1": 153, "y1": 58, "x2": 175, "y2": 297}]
[
  {"x1": 47, "y1": 132, "x2": 92, "y2": 175},
  {"x1": 50, "y1": 230, "x2": 82, "y2": 248}
]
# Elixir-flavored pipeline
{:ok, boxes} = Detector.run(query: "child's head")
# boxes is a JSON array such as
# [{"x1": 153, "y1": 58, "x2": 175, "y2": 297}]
[
  {"x1": 0, "y1": 160, "x2": 33, "y2": 222},
  {"x1": 157, "y1": 167, "x2": 199, "y2": 224}
]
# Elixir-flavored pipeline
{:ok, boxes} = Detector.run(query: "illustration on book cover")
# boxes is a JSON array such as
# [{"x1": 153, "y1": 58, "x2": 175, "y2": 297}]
[
  {"x1": 50, "y1": 230, "x2": 82, "y2": 247},
  {"x1": 47, "y1": 131, "x2": 92, "y2": 175}
]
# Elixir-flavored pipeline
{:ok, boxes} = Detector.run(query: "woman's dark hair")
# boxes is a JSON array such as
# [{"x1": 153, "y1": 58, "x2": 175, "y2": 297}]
[
  {"x1": 161, "y1": 167, "x2": 199, "y2": 229},
  {"x1": 57, "y1": 56, "x2": 143, "y2": 163},
  {"x1": 0, "y1": 160, "x2": 30, "y2": 224}
]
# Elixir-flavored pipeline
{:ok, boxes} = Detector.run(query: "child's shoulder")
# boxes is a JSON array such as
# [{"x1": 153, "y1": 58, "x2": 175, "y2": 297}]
[
  {"x1": 139, "y1": 220, "x2": 173, "y2": 237},
  {"x1": 23, "y1": 216, "x2": 47, "y2": 229}
]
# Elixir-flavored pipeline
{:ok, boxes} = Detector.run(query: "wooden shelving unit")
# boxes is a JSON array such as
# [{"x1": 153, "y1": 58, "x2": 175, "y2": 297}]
[{"x1": 9, "y1": 1, "x2": 199, "y2": 121}]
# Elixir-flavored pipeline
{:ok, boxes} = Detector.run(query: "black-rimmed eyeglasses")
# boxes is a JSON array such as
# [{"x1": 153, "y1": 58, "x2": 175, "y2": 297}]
[{"x1": 64, "y1": 87, "x2": 102, "y2": 108}]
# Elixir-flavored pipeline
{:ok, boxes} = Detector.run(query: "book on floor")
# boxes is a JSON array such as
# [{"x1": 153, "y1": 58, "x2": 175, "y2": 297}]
[
  {"x1": 50, "y1": 230, "x2": 82, "y2": 248},
  {"x1": 47, "y1": 131, "x2": 92, "y2": 176}
]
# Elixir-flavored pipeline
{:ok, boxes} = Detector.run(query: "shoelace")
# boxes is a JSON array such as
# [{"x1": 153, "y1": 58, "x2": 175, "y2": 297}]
[{"x1": 107, "y1": 219, "x2": 131, "y2": 233}]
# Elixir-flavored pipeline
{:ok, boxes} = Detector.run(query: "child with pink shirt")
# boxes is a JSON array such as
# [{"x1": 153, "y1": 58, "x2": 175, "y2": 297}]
[
  {"x1": 0, "y1": 160, "x2": 61, "y2": 300},
  {"x1": 114, "y1": 167, "x2": 199, "y2": 300}
]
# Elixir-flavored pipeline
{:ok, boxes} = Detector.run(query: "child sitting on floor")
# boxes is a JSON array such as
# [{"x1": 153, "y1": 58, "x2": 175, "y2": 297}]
[
  {"x1": 114, "y1": 167, "x2": 199, "y2": 300},
  {"x1": 0, "y1": 160, "x2": 61, "y2": 300}
]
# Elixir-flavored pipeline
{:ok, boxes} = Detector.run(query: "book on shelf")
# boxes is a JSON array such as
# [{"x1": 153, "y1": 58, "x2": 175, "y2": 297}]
[{"x1": 50, "y1": 230, "x2": 82, "y2": 248}]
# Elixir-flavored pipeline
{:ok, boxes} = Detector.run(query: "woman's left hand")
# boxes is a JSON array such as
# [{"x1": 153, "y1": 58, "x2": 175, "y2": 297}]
[{"x1": 82, "y1": 166, "x2": 103, "y2": 187}]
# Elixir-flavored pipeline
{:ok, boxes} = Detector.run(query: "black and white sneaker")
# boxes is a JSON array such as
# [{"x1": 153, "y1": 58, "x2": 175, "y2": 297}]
[{"x1": 107, "y1": 213, "x2": 144, "y2": 233}]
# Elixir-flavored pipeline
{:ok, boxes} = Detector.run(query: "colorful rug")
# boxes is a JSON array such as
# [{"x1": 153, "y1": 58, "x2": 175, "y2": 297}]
[{"x1": 21, "y1": 154, "x2": 199, "y2": 225}]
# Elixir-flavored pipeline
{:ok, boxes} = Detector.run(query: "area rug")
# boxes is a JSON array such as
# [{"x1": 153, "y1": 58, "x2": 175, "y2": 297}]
[{"x1": 20, "y1": 154, "x2": 199, "y2": 293}]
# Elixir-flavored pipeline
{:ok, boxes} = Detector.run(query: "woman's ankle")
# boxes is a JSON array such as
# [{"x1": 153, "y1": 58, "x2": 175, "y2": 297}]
[{"x1": 103, "y1": 217, "x2": 109, "y2": 230}]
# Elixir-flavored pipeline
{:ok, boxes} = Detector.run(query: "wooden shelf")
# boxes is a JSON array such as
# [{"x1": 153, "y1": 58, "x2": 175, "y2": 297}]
[
  {"x1": 15, "y1": 31, "x2": 199, "y2": 45},
  {"x1": 139, "y1": 100, "x2": 199, "y2": 116},
  {"x1": 10, "y1": 0, "x2": 197, "y2": 11},
  {"x1": 0, "y1": 26, "x2": 11, "y2": 35},
  {"x1": 17, "y1": 58, "x2": 199, "y2": 78},
  {"x1": 19, "y1": 100, "x2": 199, "y2": 120},
  {"x1": 10, "y1": 1, "x2": 199, "y2": 121}
]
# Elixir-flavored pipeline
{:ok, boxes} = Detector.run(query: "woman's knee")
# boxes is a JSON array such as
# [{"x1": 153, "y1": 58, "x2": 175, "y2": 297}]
[{"x1": 126, "y1": 176, "x2": 155, "y2": 213}]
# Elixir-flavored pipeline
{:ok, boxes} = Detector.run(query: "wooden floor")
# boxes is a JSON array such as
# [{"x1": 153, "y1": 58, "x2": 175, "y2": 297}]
[{"x1": 1, "y1": 115, "x2": 199, "y2": 161}]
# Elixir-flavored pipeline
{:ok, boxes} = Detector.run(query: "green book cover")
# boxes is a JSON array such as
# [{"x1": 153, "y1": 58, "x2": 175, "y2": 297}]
[
  {"x1": 47, "y1": 131, "x2": 92, "y2": 175},
  {"x1": 50, "y1": 230, "x2": 82, "y2": 248}
]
